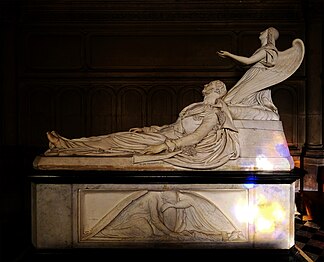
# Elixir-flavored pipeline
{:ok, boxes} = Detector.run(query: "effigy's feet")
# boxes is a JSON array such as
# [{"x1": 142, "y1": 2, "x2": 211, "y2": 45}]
[{"x1": 47, "y1": 131, "x2": 60, "y2": 148}]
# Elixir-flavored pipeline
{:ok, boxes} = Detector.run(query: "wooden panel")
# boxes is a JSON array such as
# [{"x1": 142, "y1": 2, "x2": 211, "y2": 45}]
[
  {"x1": 56, "y1": 87, "x2": 85, "y2": 138},
  {"x1": 147, "y1": 87, "x2": 176, "y2": 126},
  {"x1": 25, "y1": 33, "x2": 83, "y2": 70},
  {"x1": 87, "y1": 33, "x2": 234, "y2": 70},
  {"x1": 118, "y1": 87, "x2": 146, "y2": 131},
  {"x1": 20, "y1": 85, "x2": 53, "y2": 146},
  {"x1": 272, "y1": 85, "x2": 298, "y2": 147},
  {"x1": 178, "y1": 85, "x2": 202, "y2": 112},
  {"x1": 18, "y1": 0, "x2": 304, "y2": 23},
  {"x1": 89, "y1": 87, "x2": 116, "y2": 136}
]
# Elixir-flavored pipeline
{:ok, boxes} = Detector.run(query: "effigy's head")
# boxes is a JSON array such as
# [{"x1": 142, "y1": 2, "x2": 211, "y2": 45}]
[{"x1": 203, "y1": 80, "x2": 227, "y2": 98}]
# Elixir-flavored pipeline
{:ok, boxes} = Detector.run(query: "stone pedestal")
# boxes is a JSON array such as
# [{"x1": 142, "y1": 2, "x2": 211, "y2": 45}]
[{"x1": 30, "y1": 166, "x2": 301, "y2": 252}]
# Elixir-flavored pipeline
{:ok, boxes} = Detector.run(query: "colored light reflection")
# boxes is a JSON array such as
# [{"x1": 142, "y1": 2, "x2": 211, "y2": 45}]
[
  {"x1": 244, "y1": 175, "x2": 256, "y2": 189},
  {"x1": 255, "y1": 201, "x2": 285, "y2": 233},
  {"x1": 234, "y1": 198, "x2": 253, "y2": 223},
  {"x1": 256, "y1": 155, "x2": 274, "y2": 170},
  {"x1": 275, "y1": 143, "x2": 290, "y2": 157},
  {"x1": 234, "y1": 194, "x2": 286, "y2": 234}
]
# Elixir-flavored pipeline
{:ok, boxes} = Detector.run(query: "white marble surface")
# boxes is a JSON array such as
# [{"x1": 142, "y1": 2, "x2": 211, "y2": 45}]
[{"x1": 31, "y1": 184, "x2": 72, "y2": 248}]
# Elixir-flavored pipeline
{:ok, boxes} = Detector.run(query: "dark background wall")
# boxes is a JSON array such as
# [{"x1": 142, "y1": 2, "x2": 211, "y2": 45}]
[
  {"x1": 2, "y1": 0, "x2": 308, "y2": 148},
  {"x1": 0, "y1": 0, "x2": 323, "y2": 261}
]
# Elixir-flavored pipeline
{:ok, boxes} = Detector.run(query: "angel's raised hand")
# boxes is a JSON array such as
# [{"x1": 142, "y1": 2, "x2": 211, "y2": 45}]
[{"x1": 217, "y1": 50, "x2": 229, "y2": 58}]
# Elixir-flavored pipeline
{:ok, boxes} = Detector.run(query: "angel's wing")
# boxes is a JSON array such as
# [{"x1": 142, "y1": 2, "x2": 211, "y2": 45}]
[
  {"x1": 81, "y1": 190, "x2": 148, "y2": 240},
  {"x1": 224, "y1": 39, "x2": 305, "y2": 104},
  {"x1": 179, "y1": 190, "x2": 239, "y2": 232}
]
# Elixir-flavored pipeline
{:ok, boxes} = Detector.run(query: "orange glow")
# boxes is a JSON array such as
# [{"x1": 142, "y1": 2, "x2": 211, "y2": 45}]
[{"x1": 234, "y1": 193, "x2": 286, "y2": 234}]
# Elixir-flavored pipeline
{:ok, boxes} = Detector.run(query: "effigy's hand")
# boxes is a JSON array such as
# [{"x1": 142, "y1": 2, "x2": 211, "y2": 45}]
[
  {"x1": 142, "y1": 143, "x2": 167, "y2": 154},
  {"x1": 129, "y1": 127, "x2": 143, "y2": 133},
  {"x1": 217, "y1": 50, "x2": 230, "y2": 58}
]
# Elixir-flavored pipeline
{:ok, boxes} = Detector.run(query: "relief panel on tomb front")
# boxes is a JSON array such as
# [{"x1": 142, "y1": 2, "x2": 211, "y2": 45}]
[{"x1": 77, "y1": 186, "x2": 248, "y2": 244}]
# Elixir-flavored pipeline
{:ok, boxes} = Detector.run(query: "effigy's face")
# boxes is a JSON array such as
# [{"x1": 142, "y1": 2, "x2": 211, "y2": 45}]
[
  {"x1": 202, "y1": 81, "x2": 226, "y2": 100},
  {"x1": 202, "y1": 83, "x2": 215, "y2": 97},
  {"x1": 215, "y1": 82, "x2": 227, "y2": 97}
]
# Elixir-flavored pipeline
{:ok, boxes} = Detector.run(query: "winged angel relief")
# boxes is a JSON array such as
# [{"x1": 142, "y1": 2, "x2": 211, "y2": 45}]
[
  {"x1": 80, "y1": 190, "x2": 245, "y2": 242},
  {"x1": 45, "y1": 27, "x2": 304, "y2": 170}
]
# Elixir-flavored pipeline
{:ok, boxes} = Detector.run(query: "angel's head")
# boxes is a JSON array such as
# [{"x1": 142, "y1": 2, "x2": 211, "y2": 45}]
[
  {"x1": 267, "y1": 27, "x2": 279, "y2": 45},
  {"x1": 161, "y1": 191, "x2": 178, "y2": 204},
  {"x1": 260, "y1": 27, "x2": 279, "y2": 46}
]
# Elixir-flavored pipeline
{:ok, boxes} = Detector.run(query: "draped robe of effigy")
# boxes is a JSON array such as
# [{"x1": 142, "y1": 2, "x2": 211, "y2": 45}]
[{"x1": 45, "y1": 99, "x2": 240, "y2": 170}]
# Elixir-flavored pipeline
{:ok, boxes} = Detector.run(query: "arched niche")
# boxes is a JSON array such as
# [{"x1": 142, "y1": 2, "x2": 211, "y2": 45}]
[{"x1": 88, "y1": 86, "x2": 116, "y2": 135}]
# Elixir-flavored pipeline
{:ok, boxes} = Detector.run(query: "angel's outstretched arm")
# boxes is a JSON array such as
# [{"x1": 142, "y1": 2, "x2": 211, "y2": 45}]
[{"x1": 217, "y1": 49, "x2": 266, "y2": 65}]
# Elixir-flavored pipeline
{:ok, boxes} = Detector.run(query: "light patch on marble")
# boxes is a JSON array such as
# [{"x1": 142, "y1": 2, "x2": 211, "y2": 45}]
[
  {"x1": 232, "y1": 184, "x2": 293, "y2": 248},
  {"x1": 255, "y1": 154, "x2": 274, "y2": 170},
  {"x1": 248, "y1": 184, "x2": 295, "y2": 248}
]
